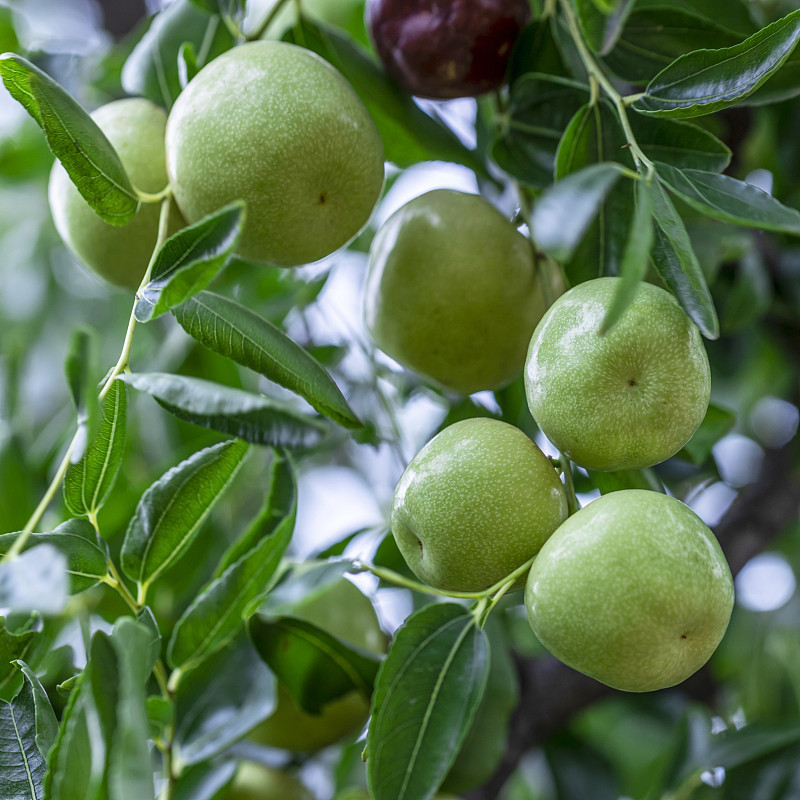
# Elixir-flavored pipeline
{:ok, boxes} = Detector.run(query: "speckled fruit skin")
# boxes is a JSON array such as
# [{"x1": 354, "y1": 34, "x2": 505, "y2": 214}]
[
  {"x1": 392, "y1": 418, "x2": 569, "y2": 593},
  {"x1": 49, "y1": 98, "x2": 183, "y2": 290},
  {"x1": 525, "y1": 277, "x2": 711, "y2": 472},
  {"x1": 166, "y1": 41, "x2": 385, "y2": 267},
  {"x1": 365, "y1": 189, "x2": 547, "y2": 395},
  {"x1": 225, "y1": 762, "x2": 312, "y2": 800},
  {"x1": 525, "y1": 490, "x2": 735, "y2": 692},
  {"x1": 249, "y1": 579, "x2": 385, "y2": 752},
  {"x1": 366, "y1": 0, "x2": 531, "y2": 99}
]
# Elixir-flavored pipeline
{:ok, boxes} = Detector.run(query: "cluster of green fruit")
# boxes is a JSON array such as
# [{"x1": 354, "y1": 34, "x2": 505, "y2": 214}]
[
  {"x1": 369, "y1": 196, "x2": 735, "y2": 692},
  {"x1": 50, "y1": 38, "x2": 386, "y2": 288}
]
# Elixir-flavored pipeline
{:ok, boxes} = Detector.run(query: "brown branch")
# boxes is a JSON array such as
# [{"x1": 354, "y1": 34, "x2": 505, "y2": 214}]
[{"x1": 466, "y1": 441, "x2": 800, "y2": 800}]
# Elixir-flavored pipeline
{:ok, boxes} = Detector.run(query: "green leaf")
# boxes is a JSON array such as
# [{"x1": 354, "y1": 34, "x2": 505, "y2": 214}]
[
  {"x1": 650, "y1": 182, "x2": 719, "y2": 339},
  {"x1": 215, "y1": 450, "x2": 296, "y2": 576},
  {"x1": 554, "y1": 99, "x2": 635, "y2": 284},
  {"x1": 571, "y1": 0, "x2": 635, "y2": 55},
  {"x1": 603, "y1": 9, "x2": 741, "y2": 84},
  {"x1": 64, "y1": 379, "x2": 127, "y2": 517},
  {"x1": 587, "y1": 467, "x2": 664, "y2": 494},
  {"x1": 248, "y1": 615, "x2": 381, "y2": 714},
  {"x1": 135, "y1": 202, "x2": 245, "y2": 323},
  {"x1": 634, "y1": 10, "x2": 800, "y2": 117},
  {"x1": 655, "y1": 162, "x2": 800, "y2": 235},
  {"x1": 177, "y1": 41, "x2": 198, "y2": 89},
  {"x1": 600, "y1": 181, "x2": 654, "y2": 334},
  {"x1": 0, "y1": 520, "x2": 108, "y2": 594},
  {"x1": 0, "y1": 620, "x2": 38, "y2": 695},
  {"x1": 120, "y1": 439, "x2": 249, "y2": 591},
  {"x1": 89, "y1": 621, "x2": 153, "y2": 800},
  {"x1": 173, "y1": 291, "x2": 362, "y2": 429},
  {"x1": 283, "y1": 18, "x2": 486, "y2": 174},
  {"x1": 491, "y1": 74, "x2": 589, "y2": 187},
  {"x1": 0, "y1": 545, "x2": 68, "y2": 615},
  {"x1": 0, "y1": 54, "x2": 138, "y2": 224},
  {"x1": 174, "y1": 638, "x2": 275, "y2": 765},
  {"x1": 121, "y1": 0, "x2": 235, "y2": 109},
  {"x1": 43, "y1": 666, "x2": 105, "y2": 800},
  {"x1": 507, "y1": 19, "x2": 569, "y2": 85},
  {"x1": 366, "y1": 604, "x2": 489, "y2": 800},
  {"x1": 120, "y1": 372, "x2": 330, "y2": 449},
  {"x1": 167, "y1": 477, "x2": 295, "y2": 671},
  {"x1": 64, "y1": 327, "x2": 97, "y2": 463},
  {"x1": 174, "y1": 762, "x2": 237, "y2": 800},
  {"x1": 530, "y1": 163, "x2": 625, "y2": 262},
  {"x1": 630, "y1": 116, "x2": 730, "y2": 172},
  {"x1": 677, "y1": 404, "x2": 736, "y2": 465},
  {"x1": 0, "y1": 662, "x2": 57, "y2": 800}
]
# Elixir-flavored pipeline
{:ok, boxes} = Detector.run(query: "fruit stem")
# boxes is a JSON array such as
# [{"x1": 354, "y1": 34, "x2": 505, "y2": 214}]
[
  {"x1": 99, "y1": 197, "x2": 172, "y2": 401},
  {"x1": 559, "y1": 0, "x2": 655, "y2": 174},
  {"x1": 135, "y1": 184, "x2": 172, "y2": 204},
  {"x1": 560, "y1": 455, "x2": 581, "y2": 515},
  {"x1": 1, "y1": 428, "x2": 80, "y2": 562},
  {"x1": 246, "y1": 0, "x2": 294, "y2": 41}
]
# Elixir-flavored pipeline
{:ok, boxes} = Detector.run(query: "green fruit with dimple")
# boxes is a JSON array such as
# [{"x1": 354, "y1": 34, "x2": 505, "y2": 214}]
[
  {"x1": 225, "y1": 762, "x2": 312, "y2": 800},
  {"x1": 364, "y1": 189, "x2": 550, "y2": 395},
  {"x1": 249, "y1": 578, "x2": 385, "y2": 752},
  {"x1": 392, "y1": 418, "x2": 568, "y2": 593},
  {"x1": 165, "y1": 41, "x2": 385, "y2": 267},
  {"x1": 525, "y1": 490, "x2": 735, "y2": 692},
  {"x1": 48, "y1": 98, "x2": 183, "y2": 290},
  {"x1": 525, "y1": 277, "x2": 711, "y2": 472}
]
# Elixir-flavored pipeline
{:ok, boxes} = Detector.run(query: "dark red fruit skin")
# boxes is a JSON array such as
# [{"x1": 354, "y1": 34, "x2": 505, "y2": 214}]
[{"x1": 366, "y1": 0, "x2": 531, "y2": 100}]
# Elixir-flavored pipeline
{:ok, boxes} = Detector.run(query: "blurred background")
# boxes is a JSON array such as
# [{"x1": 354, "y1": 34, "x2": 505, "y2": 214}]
[{"x1": 1, "y1": 1, "x2": 800, "y2": 799}]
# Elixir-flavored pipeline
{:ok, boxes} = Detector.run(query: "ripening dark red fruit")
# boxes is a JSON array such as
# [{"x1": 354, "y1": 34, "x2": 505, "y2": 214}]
[{"x1": 366, "y1": 0, "x2": 531, "y2": 99}]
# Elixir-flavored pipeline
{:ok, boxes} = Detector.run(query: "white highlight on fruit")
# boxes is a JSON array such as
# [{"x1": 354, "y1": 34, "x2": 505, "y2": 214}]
[{"x1": 736, "y1": 552, "x2": 796, "y2": 612}]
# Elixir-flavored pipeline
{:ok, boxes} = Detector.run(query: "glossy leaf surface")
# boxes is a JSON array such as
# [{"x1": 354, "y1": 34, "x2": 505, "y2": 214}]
[
  {"x1": 173, "y1": 291, "x2": 361, "y2": 429},
  {"x1": 0, "y1": 54, "x2": 137, "y2": 223},
  {"x1": 0, "y1": 662, "x2": 57, "y2": 800},
  {"x1": 121, "y1": 439, "x2": 248, "y2": 590},
  {"x1": 635, "y1": 10, "x2": 800, "y2": 117},
  {"x1": 0, "y1": 520, "x2": 107, "y2": 594},
  {"x1": 134, "y1": 202, "x2": 245, "y2": 322},
  {"x1": 64, "y1": 380, "x2": 126, "y2": 517},
  {"x1": 249, "y1": 615, "x2": 381, "y2": 713},
  {"x1": 650, "y1": 182, "x2": 719, "y2": 339},
  {"x1": 367, "y1": 604, "x2": 489, "y2": 800},
  {"x1": 120, "y1": 372, "x2": 329, "y2": 449}
]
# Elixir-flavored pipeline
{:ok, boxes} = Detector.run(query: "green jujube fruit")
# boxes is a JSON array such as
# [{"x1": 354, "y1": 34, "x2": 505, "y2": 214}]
[
  {"x1": 364, "y1": 189, "x2": 549, "y2": 395},
  {"x1": 392, "y1": 418, "x2": 569, "y2": 593},
  {"x1": 525, "y1": 277, "x2": 711, "y2": 471},
  {"x1": 165, "y1": 41, "x2": 385, "y2": 267},
  {"x1": 525, "y1": 490, "x2": 735, "y2": 693}
]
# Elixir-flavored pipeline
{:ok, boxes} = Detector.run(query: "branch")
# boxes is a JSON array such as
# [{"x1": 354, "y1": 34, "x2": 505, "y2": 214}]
[{"x1": 466, "y1": 441, "x2": 800, "y2": 800}]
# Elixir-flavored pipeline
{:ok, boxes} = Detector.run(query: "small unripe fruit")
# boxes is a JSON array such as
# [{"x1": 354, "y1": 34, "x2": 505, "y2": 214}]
[
  {"x1": 525, "y1": 277, "x2": 711, "y2": 471},
  {"x1": 366, "y1": 0, "x2": 531, "y2": 99},
  {"x1": 166, "y1": 41, "x2": 385, "y2": 267},
  {"x1": 249, "y1": 579, "x2": 385, "y2": 752},
  {"x1": 392, "y1": 418, "x2": 569, "y2": 593},
  {"x1": 224, "y1": 762, "x2": 312, "y2": 800},
  {"x1": 49, "y1": 98, "x2": 183, "y2": 290},
  {"x1": 525, "y1": 490, "x2": 735, "y2": 692}
]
